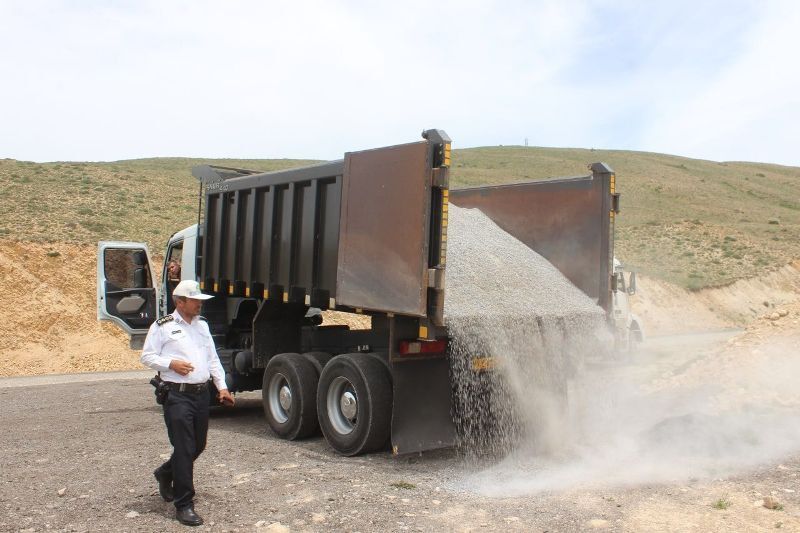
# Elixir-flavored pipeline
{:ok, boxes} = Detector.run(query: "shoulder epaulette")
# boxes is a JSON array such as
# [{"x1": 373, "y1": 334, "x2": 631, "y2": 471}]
[
  {"x1": 156, "y1": 315, "x2": 174, "y2": 326},
  {"x1": 198, "y1": 315, "x2": 207, "y2": 322}
]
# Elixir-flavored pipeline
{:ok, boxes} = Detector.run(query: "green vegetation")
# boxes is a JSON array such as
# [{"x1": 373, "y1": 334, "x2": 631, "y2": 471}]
[
  {"x1": 0, "y1": 157, "x2": 315, "y2": 260},
  {"x1": 451, "y1": 146, "x2": 800, "y2": 288},
  {"x1": 389, "y1": 481, "x2": 416, "y2": 489},
  {"x1": 712, "y1": 498, "x2": 731, "y2": 510},
  {"x1": 1, "y1": 145, "x2": 798, "y2": 290}
]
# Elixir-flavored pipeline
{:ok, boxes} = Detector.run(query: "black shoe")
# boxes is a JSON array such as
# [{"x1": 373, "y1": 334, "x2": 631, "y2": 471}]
[
  {"x1": 176, "y1": 506, "x2": 204, "y2": 526},
  {"x1": 153, "y1": 470, "x2": 174, "y2": 502}
]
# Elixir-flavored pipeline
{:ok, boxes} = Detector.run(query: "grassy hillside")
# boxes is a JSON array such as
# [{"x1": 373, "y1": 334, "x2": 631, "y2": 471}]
[
  {"x1": 0, "y1": 157, "x2": 315, "y2": 256},
  {"x1": 452, "y1": 146, "x2": 800, "y2": 288},
  {"x1": 1, "y1": 146, "x2": 798, "y2": 289}
]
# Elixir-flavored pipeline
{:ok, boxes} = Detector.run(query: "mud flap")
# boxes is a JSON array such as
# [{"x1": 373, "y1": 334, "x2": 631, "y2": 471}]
[{"x1": 390, "y1": 357, "x2": 455, "y2": 454}]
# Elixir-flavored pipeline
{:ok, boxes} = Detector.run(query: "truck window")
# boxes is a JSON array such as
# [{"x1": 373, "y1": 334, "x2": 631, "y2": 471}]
[
  {"x1": 104, "y1": 249, "x2": 151, "y2": 290},
  {"x1": 165, "y1": 242, "x2": 183, "y2": 313}
]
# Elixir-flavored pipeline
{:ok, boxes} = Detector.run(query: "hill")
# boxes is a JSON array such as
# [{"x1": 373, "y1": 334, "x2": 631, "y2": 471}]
[{"x1": 1, "y1": 146, "x2": 798, "y2": 289}]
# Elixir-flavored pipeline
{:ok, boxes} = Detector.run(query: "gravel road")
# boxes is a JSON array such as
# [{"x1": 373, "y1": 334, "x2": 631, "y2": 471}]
[{"x1": 1, "y1": 363, "x2": 798, "y2": 532}]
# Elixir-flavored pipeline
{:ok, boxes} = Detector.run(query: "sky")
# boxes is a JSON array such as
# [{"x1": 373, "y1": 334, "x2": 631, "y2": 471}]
[{"x1": 1, "y1": 0, "x2": 799, "y2": 166}]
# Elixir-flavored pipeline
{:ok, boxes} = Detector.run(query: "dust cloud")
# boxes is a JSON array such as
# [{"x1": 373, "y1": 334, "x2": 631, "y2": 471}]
[{"x1": 456, "y1": 319, "x2": 800, "y2": 496}]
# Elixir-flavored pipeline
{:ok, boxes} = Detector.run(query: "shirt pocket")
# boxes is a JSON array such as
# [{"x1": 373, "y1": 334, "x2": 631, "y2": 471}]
[{"x1": 164, "y1": 328, "x2": 188, "y2": 345}]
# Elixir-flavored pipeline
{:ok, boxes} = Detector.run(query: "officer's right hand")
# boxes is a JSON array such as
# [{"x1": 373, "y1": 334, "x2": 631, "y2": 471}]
[{"x1": 169, "y1": 360, "x2": 195, "y2": 376}]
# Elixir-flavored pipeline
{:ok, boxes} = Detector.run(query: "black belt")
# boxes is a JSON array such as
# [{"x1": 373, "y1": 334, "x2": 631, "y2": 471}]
[{"x1": 164, "y1": 381, "x2": 209, "y2": 393}]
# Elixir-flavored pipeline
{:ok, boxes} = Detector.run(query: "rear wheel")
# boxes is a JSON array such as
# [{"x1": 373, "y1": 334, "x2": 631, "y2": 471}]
[
  {"x1": 317, "y1": 353, "x2": 392, "y2": 456},
  {"x1": 262, "y1": 353, "x2": 319, "y2": 440}
]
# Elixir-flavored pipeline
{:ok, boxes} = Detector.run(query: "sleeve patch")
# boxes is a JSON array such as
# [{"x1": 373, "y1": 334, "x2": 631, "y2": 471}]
[{"x1": 156, "y1": 315, "x2": 174, "y2": 326}]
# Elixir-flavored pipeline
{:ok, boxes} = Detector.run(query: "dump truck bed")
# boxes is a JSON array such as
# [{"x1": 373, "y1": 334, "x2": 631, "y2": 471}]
[
  {"x1": 194, "y1": 131, "x2": 450, "y2": 325},
  {"x1": 450, "y1": 162, "x2": 618, "y2": 313}
]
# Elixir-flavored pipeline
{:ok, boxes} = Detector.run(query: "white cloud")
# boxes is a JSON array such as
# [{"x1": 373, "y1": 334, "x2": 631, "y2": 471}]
[
  {"x1": 0, "y1": 1, "x2": 797, "y2": 165},
  {"x1": 639, "y1": 1, "x2": 800, "y2": 165}
]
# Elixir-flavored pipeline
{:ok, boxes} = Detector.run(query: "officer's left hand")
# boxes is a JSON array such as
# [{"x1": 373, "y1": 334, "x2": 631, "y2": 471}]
[{"x1": 218, "y1": 389, "x2": 235, "y2": 407}]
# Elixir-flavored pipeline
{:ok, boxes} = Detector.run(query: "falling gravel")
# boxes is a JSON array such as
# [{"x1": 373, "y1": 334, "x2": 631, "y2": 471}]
[{"x1": 443, "y1": 204, "x2": 610, "y2": 456}]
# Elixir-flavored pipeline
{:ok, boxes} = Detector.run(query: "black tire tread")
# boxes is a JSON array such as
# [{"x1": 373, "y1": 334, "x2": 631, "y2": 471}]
[
  {"x1": 317, "y1": 353, "x2": 392, "y2": 456},
  {"x1": 300, "y1": 351, "x2": 333, "y2": 376}
]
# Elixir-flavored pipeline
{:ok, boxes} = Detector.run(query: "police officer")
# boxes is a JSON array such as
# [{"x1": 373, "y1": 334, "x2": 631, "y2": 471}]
[{"x1": 141, "y1": 280, "x2": 235, "y2": 527}]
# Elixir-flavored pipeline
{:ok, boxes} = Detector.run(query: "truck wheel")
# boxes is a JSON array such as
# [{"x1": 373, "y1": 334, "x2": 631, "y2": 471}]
[
  {"x1": 262, "y1": 353, "x2": 319, "y2": 440},
  {"x1": 300, "y1": 351, "x2": 333, "y2": 376},
  {"x1": 317, "y1": 353, "x2": 391, "y2": 456}
]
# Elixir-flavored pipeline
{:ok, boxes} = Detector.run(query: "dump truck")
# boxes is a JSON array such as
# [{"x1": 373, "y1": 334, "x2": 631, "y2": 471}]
[{"x1": 97, "y1": 129, "x2": 619, "y2": 456}]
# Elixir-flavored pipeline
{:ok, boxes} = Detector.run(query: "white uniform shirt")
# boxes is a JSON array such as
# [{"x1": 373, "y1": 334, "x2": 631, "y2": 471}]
[{"x1": 140, "y1": 311, "x2": 227, "y2": 390}]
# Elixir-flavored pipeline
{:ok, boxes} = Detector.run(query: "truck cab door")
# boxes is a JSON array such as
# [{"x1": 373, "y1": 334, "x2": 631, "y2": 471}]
[{"x1": 96, "y1": 241, "x2": 158, "y2": 348}]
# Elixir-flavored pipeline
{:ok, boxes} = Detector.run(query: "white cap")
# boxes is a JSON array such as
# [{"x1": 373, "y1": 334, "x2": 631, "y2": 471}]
[{"x1": 173, "y1": 280, "x2": 214, "y2": 300}]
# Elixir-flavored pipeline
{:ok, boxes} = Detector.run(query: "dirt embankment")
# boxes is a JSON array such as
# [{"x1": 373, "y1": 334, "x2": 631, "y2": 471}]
[
  {"x1": 631, "y1": 261, "x2": 800, "y2": 336},
  {"x1": 0, "y1": 241, "x2": 135, "y2": 376}
]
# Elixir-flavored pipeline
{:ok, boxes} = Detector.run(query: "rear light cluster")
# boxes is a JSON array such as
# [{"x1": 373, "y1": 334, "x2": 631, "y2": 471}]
[{"x1": 397, "y1": 339, "x2": 447, "y2": 356}]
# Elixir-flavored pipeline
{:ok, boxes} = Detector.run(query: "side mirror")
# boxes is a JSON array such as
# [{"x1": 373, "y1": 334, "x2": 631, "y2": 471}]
[
  {"x1": 133, "y1": 267, "x2": 146, "y2": 289},
  {"x1": 627, "y1": 272, "x2": 637, "y2": 295},
  {"x1": 132, "y1": 250, "x2": 147, "y2": 267}
]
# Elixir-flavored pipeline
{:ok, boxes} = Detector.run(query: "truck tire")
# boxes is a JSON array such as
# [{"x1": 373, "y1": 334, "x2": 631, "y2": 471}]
[
  {"x1": 262, "y1": 353, "x2": 319, "y2": 440},
  {"x1": 300, "y1": 351, "x2": 333, "y2": 376},
  {"x1": 317, "y1": 353, "x2": 391, "y2": 456}
]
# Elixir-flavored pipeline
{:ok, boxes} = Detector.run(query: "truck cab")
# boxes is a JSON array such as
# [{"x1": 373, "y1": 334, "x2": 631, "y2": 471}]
[{"x1": 611, "y1": 257, "x2": 645, "y2": 352}]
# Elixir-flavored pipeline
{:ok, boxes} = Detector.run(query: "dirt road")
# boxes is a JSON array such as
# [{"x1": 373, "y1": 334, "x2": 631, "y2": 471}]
[{"x1": 2, "y1": 344, "x2": 798, "y2": 533}]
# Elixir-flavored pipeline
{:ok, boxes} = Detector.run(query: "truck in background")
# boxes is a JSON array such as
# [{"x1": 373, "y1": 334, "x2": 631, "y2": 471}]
[
  {"x1": 611, "y1": 257, "x2": 645, "y2": 353},
  {"x1": 97, "y1": 130, "x2": 620, "y2": 456}
]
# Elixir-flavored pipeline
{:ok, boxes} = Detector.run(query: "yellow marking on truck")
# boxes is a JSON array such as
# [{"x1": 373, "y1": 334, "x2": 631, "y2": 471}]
[
  {"x1": 199, "y1": 281, "x2": 205, "y2": 290},
  {"x1": 213, "y1": 282, "x2": 219, "y2": 292},
  {"x1": 610, "y1": 173, "x2": 616, "y2": 193},
  {"x1": 329, "y1": 298, "x2": 336, "y2": 309},
  {"x1": 443, "y1": 143, "x2": 452, "y2": 167},
  {"x1": 419, "y1": 325, "x2": 428, "y2": 338},
  {"x1": 439, "y1": 189, "x2": 449, "y2": 267},
  {"x1": 471, "y1": 356, "x2": 496, "y2": 371},
  {"x1": 228, "y1": 285, "x2": 234, "y2": 295},
  {"x1": 304, "y1": 294, "x2": 311, "y2": 305},
  {"x1": 245, "y1": 287, "x2": 250, "y2": 297},
  {"x1": 283, "y1": 292, "x2": 288, "y2": 303},
  {"x1": 263, "y1": 289, "x2": 269, "y2": 299}
]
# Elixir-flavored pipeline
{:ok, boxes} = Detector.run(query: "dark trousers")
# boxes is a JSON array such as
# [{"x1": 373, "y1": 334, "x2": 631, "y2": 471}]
[{"x1": 155, "y1": 389, "x2": 209, "y2": 509}]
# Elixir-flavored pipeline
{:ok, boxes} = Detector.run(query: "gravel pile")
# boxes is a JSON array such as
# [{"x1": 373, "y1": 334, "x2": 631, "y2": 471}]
[{"x1": 444, "y1": 204, "x2": 609, "y2": 455}]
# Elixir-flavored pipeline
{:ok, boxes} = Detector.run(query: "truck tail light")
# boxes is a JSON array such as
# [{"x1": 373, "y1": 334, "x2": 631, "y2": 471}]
[{"x1": 397, "y1": 339, "x2": 448, "y2": 356}]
